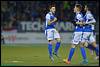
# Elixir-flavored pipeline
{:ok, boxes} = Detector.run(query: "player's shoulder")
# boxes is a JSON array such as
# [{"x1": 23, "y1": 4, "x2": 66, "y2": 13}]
[
  {"x1": 76, "y1": 13, "x2": 83, "y2": 18},
  {"x1": 77, "y1": 13, "x2": 81, "y2": 16},
  {"x1": 78, "y1": 12, "x2": 83, "y2": 15},
  {"x1": 45, "y1": 12, "x2": 51, "y2": 19},
  {"x1": 46, "y1": 12, "x2": 50, "y2": 16},
  {"x1": 86, "y1": 11, "x2": 93, "y2": 16}
]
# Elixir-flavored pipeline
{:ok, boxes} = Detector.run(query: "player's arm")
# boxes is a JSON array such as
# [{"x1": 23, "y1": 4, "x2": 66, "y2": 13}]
[
  {"x1": 76, "y1": 22, "x2": 84, "y2": 25},
  {"x1": 46, "y1": 14, "x2": 57, "y2": 25},
  {"x1": 85, "y1": 14, "x2": 96, "y2": 25},
  {"x1": 48, "y1": 17, "x2": 57, "y2": 25},
  {"x1": 50, "y1": 17, "x2": 57, "y2": 23},
  {"x1": 85, "y1": 19, "x2": 96, "y2": 25}
]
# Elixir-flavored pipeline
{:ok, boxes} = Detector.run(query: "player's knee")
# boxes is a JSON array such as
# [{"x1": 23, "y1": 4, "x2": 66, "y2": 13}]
[
  {"x1": 71, "y1": 44, "x2": 76, "y2": 48},
  {"x1": 84, "y1": 42, "x2": 88, "y2": 47},
  {"x1": 91, "y1": 41, "x2": 97, "y2": 47},
  {"x1": 48, "y1": 40, "x2": 54, "y2": 44},
  {"x1": 56, "y1": 38, "x2": 61, "y2": 42},
  {"x1": 80, "y1": 43, "x2": 84, "y2": 47},
  {"x1": 80, "y1": 41, "x2": 86, "y2": 47}
]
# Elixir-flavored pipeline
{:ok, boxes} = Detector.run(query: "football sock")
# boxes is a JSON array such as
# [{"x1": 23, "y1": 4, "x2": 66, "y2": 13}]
[
  {"x1": 80, "y1": 47, "x2": 87, "y2": 60},
  {"x1": 68, "y1": 48, "x2": 75, "y2": 61},
  {"x1": 94, "y1": 46, "x2": 99, "y2": 56},
  {"x1": 54, "y1": 42, "x2": 61, "y2": 54},
  {"x1": 48, "y1": 43, "x2": 52, "y2": 57}
]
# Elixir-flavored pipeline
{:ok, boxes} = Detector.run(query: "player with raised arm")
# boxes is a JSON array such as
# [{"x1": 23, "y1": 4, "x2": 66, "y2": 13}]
[
  {"x1": 45, "y1": 4, "x2": 61, "y2": 63},
  {"x1": 63, "y1": 4, "x2": 88, "y2": 64}
]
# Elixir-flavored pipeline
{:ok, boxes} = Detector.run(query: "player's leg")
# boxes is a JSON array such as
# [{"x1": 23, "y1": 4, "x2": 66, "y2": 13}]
[
  {"x1": 48, "y1": 40, "x2": 54, "y2": 62},
  {"x1": 63, "y1": 44, "x2": 76, "y2": 64},
  {"x1": 84, "y1": 32, "x2": 95, "y2": 55},
  {"x1": 84, "y1": 42, "x2": 94, "y2": 50},
  {"x1": 53, "y1": 29, "x2": 61, "y2": 56},
  {"x1": 80, "y1": 32, "x2": 88, "y2": 64},
  {"x1": 63, "y1": 32, "x2": 81, "y2": 64},
  {"x1": 89, "y1": 34, "x2": 99, "y2": 60},
  {"x1": 89, "y1": 32, "x2": 99, "y2": 60},
  {"x1": 95, "y1": 44, "x2": 99, "y2": 60},
  {"x1": 83, "y1": 32, "x2": 99, "y2": 60},
  {"x1": 53, "y1": 38, "x2": 61, "y2": 57},
  {"x1": 65, "y1": 44, "x2": 76, "y2": 64},
  {"x1": 91, "y1": 42, "x2": 99, "y2": 60},
  {"x1": 46, "y1": 29, "x2": 55, "y2": 62},
  {"x1": 84, "y1": 42, "x2": 94, "y2": 55},
  {"x1": 80, "y1": 43, "x2": 88, "y2": 64},
  {"x1": 90, "y1": 31, "x2": 96, "y2": 55}
]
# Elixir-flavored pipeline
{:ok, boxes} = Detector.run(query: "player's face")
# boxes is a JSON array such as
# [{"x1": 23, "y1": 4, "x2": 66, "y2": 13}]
[
  {"x1": 74, "y1": 6, "x2": 77, "y2": 13},
  {"x1": 50, "y1": 7, "x2": 56, "y2": 14},
  {"x1": 74, "y1": 6, "x2": 80, "y2": 13}
]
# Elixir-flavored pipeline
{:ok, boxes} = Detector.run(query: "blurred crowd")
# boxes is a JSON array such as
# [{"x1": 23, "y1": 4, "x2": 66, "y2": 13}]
[{"x1": 1, "y1": 1, "x2": 99, "y2": 30}]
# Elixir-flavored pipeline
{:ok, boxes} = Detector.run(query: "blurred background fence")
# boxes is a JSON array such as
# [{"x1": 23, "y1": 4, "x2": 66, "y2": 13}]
[{"x1": 1, "y1": 1, "x2": 99, "y2": 44}]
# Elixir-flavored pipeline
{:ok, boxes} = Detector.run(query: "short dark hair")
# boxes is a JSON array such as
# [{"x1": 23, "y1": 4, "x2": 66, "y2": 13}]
[
  {"x1": 75, "y1": 4, "x2": 82, "y2": 10},
  {"x1": 49, "y1": 4, "x2": 55, "y2": 9},
  {"x1": 84, "y1": 4, "x2": 91, "y2": 11}
]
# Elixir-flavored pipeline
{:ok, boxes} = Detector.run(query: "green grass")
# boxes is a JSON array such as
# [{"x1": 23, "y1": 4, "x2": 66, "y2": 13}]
[{"x1": 1, "y1": 44, "x2": 99, "y2": 66}]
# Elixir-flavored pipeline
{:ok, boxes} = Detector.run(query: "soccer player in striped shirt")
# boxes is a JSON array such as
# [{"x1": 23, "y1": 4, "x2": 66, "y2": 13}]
[
  {"x1": 82, "y1": 5, "x2": 99, "y2": 60},
  {"x1": 45, "y1": 4, "x2": 61, "y2": 63},
  {"x1": 63, "y1": 4, "x2": 88, "y2": 64}
]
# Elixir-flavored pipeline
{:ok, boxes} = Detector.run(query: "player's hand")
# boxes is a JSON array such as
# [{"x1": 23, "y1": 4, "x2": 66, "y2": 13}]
[
  {"x1": 48, "y1": 17, "x2": 57, "y2": 25},
  {"x1": 80, "y1": 22, "x2": 85, "y2": 26},
  {"x1": 52, "y1": 17, "x2": 57, "y2": 23},
  {"x1": 54, "y1": 17, "x2": 57, "y2": 21},
  {"x1": 51, "y1": 17, "x2": 57, "y2": 23},
  {"x1": 82, "y1": 22, "x2": 85, "y2": 25},
  {"x1": 76, "y1": 22, "x2": 82, "y2": 24},
  {"x1": 48, "y1": 20, "x2": 51, "y2": 25},
  {"x1": 76, "y1": 22, "x2": 84, "y2": 25}
]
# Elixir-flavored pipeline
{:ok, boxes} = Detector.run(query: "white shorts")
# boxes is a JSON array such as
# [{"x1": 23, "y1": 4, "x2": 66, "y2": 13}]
[
  {"x1": 45, "y1": 29, "x2": 60, "y2": 40},
  {"x1": 81, "y1": 32, "x2": 95, "y2": 43},
  {"x1": 71, "y1": 32, "x2": 83, "y2": 45}
]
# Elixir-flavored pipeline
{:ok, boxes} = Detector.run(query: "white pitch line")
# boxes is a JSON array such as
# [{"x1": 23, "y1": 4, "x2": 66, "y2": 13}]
[{"x1": 11, "y1": 60, "x2": 23, "y2": 63}]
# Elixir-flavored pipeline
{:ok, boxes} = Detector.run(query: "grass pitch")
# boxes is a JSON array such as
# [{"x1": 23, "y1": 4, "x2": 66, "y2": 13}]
[{"x1": 1, "y1": 44, "x2": 99, "y2": 66}]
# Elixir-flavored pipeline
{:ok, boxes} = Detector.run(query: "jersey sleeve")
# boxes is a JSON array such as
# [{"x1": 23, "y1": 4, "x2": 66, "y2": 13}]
[
  {"x1": 76, "y1": 14, "x2": 83, "y2": 22},
  {"x1": 46, "y1": 14, "x2": 50, "y2": 20},
  {"x1": 86, "y1": 13, "x2": 96, "y2": 23},
  {"x1": 87, "y1": 13, "x2": 94, "y2": 19}
]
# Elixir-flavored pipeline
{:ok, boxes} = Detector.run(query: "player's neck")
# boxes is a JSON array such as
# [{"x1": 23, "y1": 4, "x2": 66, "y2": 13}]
[
  {"x1": 50, "y1": 12, "x2": 53, "y2": 14},
  {"x1": 76, "y1": 11, "x2": 81, "y2": 14},
  {"x1": 86, "y1": 10, "x2": 91, "y2": 14},
  {"x1": 49, "y1": 12, "x2": 54, "y2": 15}
]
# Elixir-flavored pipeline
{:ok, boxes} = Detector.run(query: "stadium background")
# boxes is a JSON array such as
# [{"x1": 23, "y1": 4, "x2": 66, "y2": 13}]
[
  {"x1": 1, "y1": 1, "x2": 99, "y2": 44},
  {"x1": 1, "y1": 1, "x2": 99, "y2": 66}
]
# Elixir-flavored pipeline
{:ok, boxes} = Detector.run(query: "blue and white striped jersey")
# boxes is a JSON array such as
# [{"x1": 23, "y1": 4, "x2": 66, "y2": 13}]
[
  {"x1": 45, "y1": 12, "x2": 56, "y2": 30},
  {"x1": 74, "y1": 12, "x2": 84, "y2": 32},
  {"x1": 83, "y1": 11, "x2": 96, "y2": 32}
]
